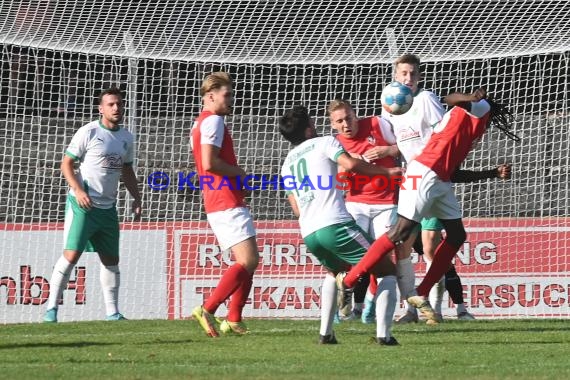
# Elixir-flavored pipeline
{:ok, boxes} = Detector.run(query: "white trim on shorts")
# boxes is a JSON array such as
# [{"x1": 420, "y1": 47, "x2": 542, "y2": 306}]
[
  {"x1": 207, "y1": 207, "x2": 256, "y2": 251},
  {"x1": 397, "y1": 161, "x2": 462, "y2": 222}
]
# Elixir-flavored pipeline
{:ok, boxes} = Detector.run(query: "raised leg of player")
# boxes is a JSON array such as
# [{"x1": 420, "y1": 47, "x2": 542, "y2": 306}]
[
  {"x1": 319, "y1": 274, "x2": 338, "y2": 342},
  {"x1": 416, "y1": 219, "x2": 466, "y2": 297},
  {"x1": 375, "y1": 275, "x2": 398, "y2": 344},
  {"x1": 343, "y1": 218, "x2": 416, "y2": 289},
  {"x1": 43, "y1": 254, "x2": 76, "y2": 322}
]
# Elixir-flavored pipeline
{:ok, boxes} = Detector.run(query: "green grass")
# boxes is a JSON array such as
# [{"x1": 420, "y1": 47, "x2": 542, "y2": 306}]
[{"x1": 2, "y1": 319, "x2": 570, "y2": 379}]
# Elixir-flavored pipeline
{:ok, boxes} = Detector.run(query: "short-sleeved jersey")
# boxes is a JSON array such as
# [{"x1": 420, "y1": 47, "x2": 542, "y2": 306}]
[
  {"x1": 191, "y1": 111, "x2": 245, "y2": 213},
  {"x1": 382, "y1": 90, "x2": 444, "y2": 163},
  {"x1": 65, "y1": 120, "x2": 134, "y2": 209},
  {"x1": 281, "y1": 136, "x2": 354, "y2": 237},
  {"x1": 416, "y1": 100, "x2": 491, "y2": 182},
  {"x1": 336, "y1": 116, "x2": 398, "y2": 205}
]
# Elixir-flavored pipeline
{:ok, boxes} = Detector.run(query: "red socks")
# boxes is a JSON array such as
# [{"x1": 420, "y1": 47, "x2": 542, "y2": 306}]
[
  {"x1": 228, "y1": 272, "x2": 254, "y2": 322},
  {"x1": 204, "y1": 263, "x2": 251, "y2": 314},
  {"x1": 344, "y1": 234, "x2": 395, "y2": 288},
  {"x1": 417, "y1": 239, "x2": 461, "y2": 296}
]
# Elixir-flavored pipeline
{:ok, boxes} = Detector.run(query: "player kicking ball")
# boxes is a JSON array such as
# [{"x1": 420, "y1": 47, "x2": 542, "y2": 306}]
[
  {"x1": 338, "y1": 88, "x2": 518, "y2": 312},
  {"x1": 279, "y1": 105, "x2": 402, "y2": 345}
]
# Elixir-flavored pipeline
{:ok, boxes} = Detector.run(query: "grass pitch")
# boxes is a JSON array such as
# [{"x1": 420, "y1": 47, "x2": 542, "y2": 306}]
[{"x1": 1, "y1": 318, "x2": 569, "y2": 379}]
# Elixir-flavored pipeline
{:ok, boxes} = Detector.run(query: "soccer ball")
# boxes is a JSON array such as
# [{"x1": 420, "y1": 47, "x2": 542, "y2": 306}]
[{"x1": 381, "y1": 81, "x2": 414, "y2": 115}]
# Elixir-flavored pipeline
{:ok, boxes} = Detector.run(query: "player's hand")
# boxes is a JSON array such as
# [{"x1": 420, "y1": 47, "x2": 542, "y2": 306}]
[
  {"x1": 469, "y1": 88, "x2": 487, "y2": 102},
  {"x1": 363, "y1": 146, "x2": 395, "y2": 161},
  {"x1": 496, "y1": 164, "x2": 511, "y2": 179},
  {"x1": 387, "y1": 167, "x2": 404, "y2": 177},
  {"x1": 131, "y1": 198, "x2": 142, "y2": 221},
  {"x1": 75, "y1": 190, "x2": 92, "y2": 209}
]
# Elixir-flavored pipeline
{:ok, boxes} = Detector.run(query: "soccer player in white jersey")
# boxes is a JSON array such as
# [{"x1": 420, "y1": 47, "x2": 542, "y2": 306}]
[
  {"x1": 43, "y1": 87, "x2": 142, "y2": 323},
  {"x1": 383, "y1": 54, "x2": 510, "y2": 322},
  {"x1": 280, "y1": 105, "x2": 402, "y2": 345},
  {"x1": 338, "y1": 88, "x2": 517, "y2": 324}
]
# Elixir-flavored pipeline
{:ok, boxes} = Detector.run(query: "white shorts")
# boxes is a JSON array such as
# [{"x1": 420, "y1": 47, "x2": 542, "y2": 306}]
[
  {"x1": 207, "y1": 207, "x2": 256, "y2": 251},
  {"x1": 398, "y1": 161, "x2": 462, "y2": 222},
  {"x1": 345, "y1": 202, "x2": 398, "y2": 239}
]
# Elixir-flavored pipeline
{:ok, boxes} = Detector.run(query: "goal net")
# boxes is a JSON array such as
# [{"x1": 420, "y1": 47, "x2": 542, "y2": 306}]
[{"x1": 1, "y1": 0, "x2": 569, "y2": 322}]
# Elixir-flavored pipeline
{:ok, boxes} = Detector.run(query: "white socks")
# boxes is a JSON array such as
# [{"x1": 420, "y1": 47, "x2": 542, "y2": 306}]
[
  {"x1": 100, "y1": 264, "x2": 121, "y2": 316},
  {"x1": 376, "y1": 275, "x2": 397, "y2": 339},
  {"x1": 397, "y1": 258, "x2": 417, "y2": 314},
  {"x1": 426, "y1": 259, "x2": 445, "y2": 315},
  {"x1": 46, "y1": 256, "x2": 75, "y2": 310},
  {"x1": 456, "y1": 303, "x2": 467, "y2": 314},
  {"x1": 320, "y1": 275, "x2": 337, "y2": 336},
  {"x1": 396, "y1": 258, "x2": 416, "y2": 299}
]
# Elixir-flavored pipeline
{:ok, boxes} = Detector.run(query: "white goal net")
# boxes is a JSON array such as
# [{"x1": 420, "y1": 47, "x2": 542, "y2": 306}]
[{"x1": 1, "y1": 0, "x2": 569, "y2": 322}]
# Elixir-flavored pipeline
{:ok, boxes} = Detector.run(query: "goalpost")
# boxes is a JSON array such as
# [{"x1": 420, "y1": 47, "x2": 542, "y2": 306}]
[{"x1": 1, "y1": 1, "x2": 569, "y2": 323}]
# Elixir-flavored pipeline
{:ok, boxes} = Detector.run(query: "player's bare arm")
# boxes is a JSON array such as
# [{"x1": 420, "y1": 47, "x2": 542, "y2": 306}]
[
  {"x1": 336, "y1": 152, "x2": 402, "y2": 177},
  {"x1": 362, "y1": 144, "x2": 399, "y2": 161},
  {"x1": 121, "y1": 164, "x2": 143, "y2": 221},
  {"x1": 202, "y1": 144, "x2": 247, "y2": 177},
  {"x1": 443, "y1": 88, "x2": 486, "y2": 110},
  {"x1": 61, "y1": 155, "x2": 91, "y2": 209},
  {"x1": 286, "y1": 194, "x2": 301, "y2": 218},
  {"x1": 450, "y1": 163, "x2": 512, "y2": 183}
]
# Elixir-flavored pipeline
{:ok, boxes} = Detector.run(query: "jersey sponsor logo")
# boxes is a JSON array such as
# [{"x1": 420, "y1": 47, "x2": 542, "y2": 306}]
[
  {"x1": 399, "y1": 128, "x2": 420, "y2": 142},
  {"x1": 101, "y1": 153, "x2": 124, "y2": 169}
]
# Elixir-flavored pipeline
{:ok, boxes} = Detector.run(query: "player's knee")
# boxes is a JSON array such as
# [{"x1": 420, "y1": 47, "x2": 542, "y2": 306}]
[
  {"x1": 446, "y1": 227, "x2": 466, "y2": 247},
  {"x1": 387, "y1": 224, "x2": 413, "y2": 244}
]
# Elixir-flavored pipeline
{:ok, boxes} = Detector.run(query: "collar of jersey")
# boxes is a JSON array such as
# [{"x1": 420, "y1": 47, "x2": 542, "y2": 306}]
[{"x1": 98, "y1": 120, "x2": 120, "y2": 132}]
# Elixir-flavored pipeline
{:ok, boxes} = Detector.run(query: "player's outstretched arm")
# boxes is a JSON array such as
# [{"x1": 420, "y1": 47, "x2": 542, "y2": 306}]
[
  {"x1": 443, "y1": 88, "x2": 486, "y2": 111},
  {"x1": 336, "y1": 152, "x2": 402, "y2": 177},
  {"x1": 61, "y1": 155, "x2": 91, "y2": 209},
  {"x1": 122, "y1": 164, "x2": 143, "y2": 221},
  {"x1": 451, "y1": 164, "x2": 512, "y2": 183}
]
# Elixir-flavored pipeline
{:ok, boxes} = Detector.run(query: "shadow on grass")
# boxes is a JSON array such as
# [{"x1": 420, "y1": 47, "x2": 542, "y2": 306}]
[{"x1": 0, "y1": 341, "x2": 116, "y2": 350}]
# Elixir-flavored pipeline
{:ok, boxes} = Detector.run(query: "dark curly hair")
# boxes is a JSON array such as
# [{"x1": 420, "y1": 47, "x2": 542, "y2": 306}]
[{"x1": 279, "y1": 105, "x2": 311, "y2": 145}]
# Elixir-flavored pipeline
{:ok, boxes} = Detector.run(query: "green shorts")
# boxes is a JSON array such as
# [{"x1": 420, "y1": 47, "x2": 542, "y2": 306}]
[
  {"x1": 304, "y1": 220, "x2": 372, "y2": 273},
  {"x1": 420, "y1": 217, "x2": 444, "y2": 231},
  {"x1": 63, "y1": 195, "x2": 120, "y2": 257}
]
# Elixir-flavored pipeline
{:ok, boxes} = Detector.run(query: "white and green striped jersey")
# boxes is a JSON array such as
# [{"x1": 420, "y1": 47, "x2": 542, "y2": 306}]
[
  {"x1": 281, "y1": 136, "x2": 354, "y2": 237},
  {"x1": 65, "y1": 120, "x2": 134, "y2": 209}
]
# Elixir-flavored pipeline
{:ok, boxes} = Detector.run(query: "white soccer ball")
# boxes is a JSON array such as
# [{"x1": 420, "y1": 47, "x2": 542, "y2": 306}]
[{"x1": 381, "y1": 81, "x2": 414, "y2": 115}]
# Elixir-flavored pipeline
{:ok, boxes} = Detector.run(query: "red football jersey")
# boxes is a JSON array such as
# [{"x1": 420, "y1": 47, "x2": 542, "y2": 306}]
[
  {"x1": 336, "y1": 116, "x2": 398, "y2": 205},
  {"x1": 191, "y1": 111, "x2": 245, "y2": 213},
  {"x1": 416, "y1": 105, "x2": 490, "y2": 181}
]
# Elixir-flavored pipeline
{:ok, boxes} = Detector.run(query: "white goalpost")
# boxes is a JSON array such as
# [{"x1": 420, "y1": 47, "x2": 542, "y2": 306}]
[{"x1": 1, "y1": 0, "x2": 570, "y2": 323}]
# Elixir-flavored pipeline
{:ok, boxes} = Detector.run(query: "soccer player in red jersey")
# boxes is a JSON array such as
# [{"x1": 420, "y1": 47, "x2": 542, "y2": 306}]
[
  {"x1": 338, "y1": 88, "x2": 517, "y2": 310},
  {"x1": 190, "y1": 72, "x2": 259, "y2": 337},
  {"x1": 329, "y1": 99, "x2": 411, "y2": 326}
]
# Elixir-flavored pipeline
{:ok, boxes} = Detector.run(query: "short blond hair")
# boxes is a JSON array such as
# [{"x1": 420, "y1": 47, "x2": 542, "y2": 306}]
[
  {"x1": 200, "y1": 72, "x2": 232, "y2": 97},
  {"x1": 327, "y1": 99, "x2": 354, "y2": 115},
  {"x1": 394, "y1": 54, "x2": 421, "y2": 69}
]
